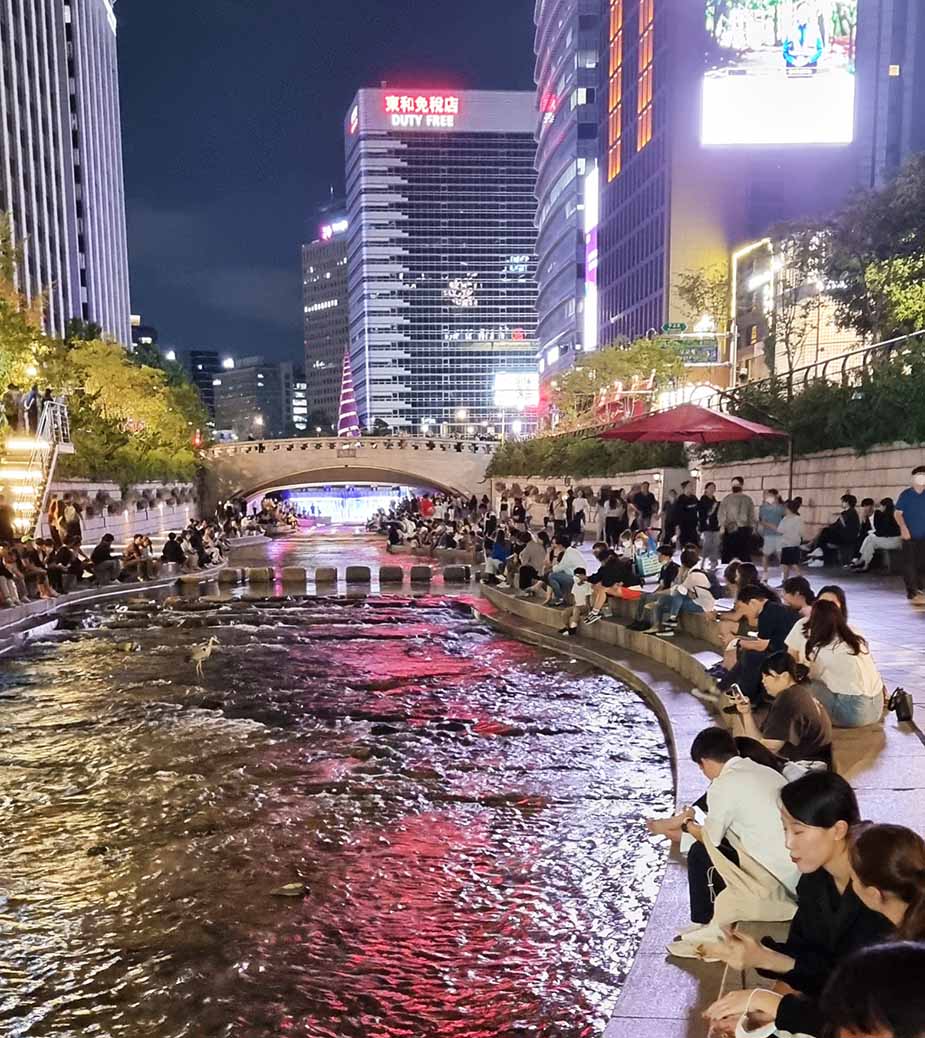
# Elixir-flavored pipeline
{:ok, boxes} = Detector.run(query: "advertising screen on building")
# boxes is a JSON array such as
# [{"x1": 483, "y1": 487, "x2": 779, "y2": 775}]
[
  {"x1": 702, "y1": 1, "x2": 858, "y2": 146},
  {"x1": 494, "y1": 372, "x2": 539, "y2": 409}
]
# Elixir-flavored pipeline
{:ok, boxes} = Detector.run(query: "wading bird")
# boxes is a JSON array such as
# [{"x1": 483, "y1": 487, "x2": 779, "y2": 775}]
[{"x1": 188, "y1": 636, "x2": 220, "y2": 679}]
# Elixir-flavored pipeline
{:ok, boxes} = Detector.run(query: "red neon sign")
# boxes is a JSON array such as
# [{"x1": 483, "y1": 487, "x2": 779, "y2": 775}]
[{"x1": 384, "y1": 94, "x2": 460, "y2": 117}]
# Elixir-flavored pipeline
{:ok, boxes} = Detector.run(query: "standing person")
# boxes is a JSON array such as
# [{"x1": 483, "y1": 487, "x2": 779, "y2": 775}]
[
  {"x1": 662, "y1": 489, "x2": 679, "y2": 542},
  {"x1": 2, "y1": 384, "x2": 21, "y2": 431},
  {"x1": 571, "y1": 488, "x2": 589, "y2": 545},
  {"x1": 778, "y1": 497, "x2": 804, "y2": 581},
  {"x1": 23, "y1": 383, "x2": 39, "y2": 433},
  {"x1": 602, "y1": 493, "x2": 625, "y2": 548},
  {"x1": 698, "y1": 481, "x2": 721, "y2": 570},
  {"x1": 896, "y1": 465, "x2": 925, "y2": 607},
  {"x1": 632, "y1": 481, "x2": 658, "y2": 533},
  {"x1": 718, "y1": 476, "x2": 756, "y2": 563},
  {"x1": 759, "y1": 488, "x2": 786, "y2": 580},
  {"x1": 675, "y1": 480, "x2": 700, "y2": 546},
  {"x1": 851, "y1": 497, "x2": 903, "y2": 572}
]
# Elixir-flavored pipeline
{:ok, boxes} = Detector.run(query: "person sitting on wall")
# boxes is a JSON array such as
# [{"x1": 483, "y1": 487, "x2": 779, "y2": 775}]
[
  {"x1": 627, "y1": 544, "x2": 680, "y2": 631},
  {"x1": 582, "y1": 542, "x2": 643, "y2": 625},
  {"x1": 646, "y1": 727, "x2": 798, "y2": 952},
  {"x1": 849, "y1": 497, "x2": 903, "y2": 572},
  {"x1": 643, "y1": 547, "x2": 716, "y2": 637},
  {"x1": 731, "y1": 651, "x2": 833, "y2": 768},
  {"x1": 558, "y1": 567, "x2": 593, "y2": 637},
  {"x1": 805, "y1": 494, "x2": 860, "y2": 565},
  {"x1": 89, "y1": 534, "x2": 121, "y2": 586},
  {"x1": 720, "y1": 585, "x2": 801, "y2": 704}
]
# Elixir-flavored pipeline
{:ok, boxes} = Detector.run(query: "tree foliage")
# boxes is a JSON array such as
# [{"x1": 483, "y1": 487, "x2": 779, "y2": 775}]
[
  {"x1": 488, "y1": 434, "x2": 687, "y2": 479},
  {"x1": 549, "y1": 339, "x2": 685, "y2": 426},
  {"x1": 1, "y1": 211, "x2": 207, "y2": 488},
  {"x1": 675, "y1": 264, "x2": 730, "y2": 334}
]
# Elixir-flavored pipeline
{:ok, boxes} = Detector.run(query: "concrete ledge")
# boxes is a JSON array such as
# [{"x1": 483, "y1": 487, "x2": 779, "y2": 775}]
[
  {"x1": 442, "y1": 564, "x2": 471, "y2": 584},
  {"x1": 314, "y1": 567, "x2": 337, "y2": 584},
  {"x1": 379, "y1": 565, "x2": 405, "y2": 585},
  {"x1": 345, "y1": 566, "x2": 371, "y2": 583},
  {"x1": 410, "y1": 565, "x2": 433, "y2": 584},
  {"x1": 246, "y1": 567, "x2": 273, "y2": 583},
  {"x1": 281, "y1": 567, "x2": 307, "y2": 583},
  {"x1": 218, "y1": 567, "x2": 244, "y2": 584}
]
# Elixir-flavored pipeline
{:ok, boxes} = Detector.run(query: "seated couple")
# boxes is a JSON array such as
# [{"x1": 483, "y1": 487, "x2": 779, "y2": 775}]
[
  {"x1": 554, "y1": 542, "x2": 643, "y2": 635},
  {"x1": 648, "y1": 729, "x2": 925, "y2": 1038}
]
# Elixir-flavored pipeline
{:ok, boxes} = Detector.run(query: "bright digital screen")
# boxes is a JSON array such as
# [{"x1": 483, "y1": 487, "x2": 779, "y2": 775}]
[
  {"x1": 494, "y1": 372, "x2": 539, "y2": 409},
  {"x1": 702, "y1": 1, "x2": 858, "y2": 146}
]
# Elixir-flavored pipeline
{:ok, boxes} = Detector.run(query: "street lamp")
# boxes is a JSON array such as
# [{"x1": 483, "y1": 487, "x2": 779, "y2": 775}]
[
  {"x1": 316, "y1": 426, "x2": 322, "y2": 435},
  {"x1": 455, "y1": 408, "x2": 468, "y2": 422},
  {"x1": 511, "y1": 419, "x2": 523, "y2": 436}
]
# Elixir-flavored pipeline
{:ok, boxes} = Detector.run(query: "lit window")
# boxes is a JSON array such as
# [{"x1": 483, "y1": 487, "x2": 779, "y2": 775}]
[
  {"x1": 636, "y1": 0, "x2": 654, "y2": 152},
  {"x1": 608, "y1": 0, "x2": 624, "y2": 181}
]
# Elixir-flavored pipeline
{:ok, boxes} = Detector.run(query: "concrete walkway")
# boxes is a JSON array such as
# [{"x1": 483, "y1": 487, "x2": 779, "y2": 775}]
[{"x1": 480, "y1": 565, "x2": 925, "y2": 1038}]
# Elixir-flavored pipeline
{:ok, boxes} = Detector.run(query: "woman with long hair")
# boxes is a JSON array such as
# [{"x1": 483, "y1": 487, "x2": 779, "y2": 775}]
[
  {"x1": 702, "y1": 772, "x2": 893, "y2": 1037},
  {"x1": 785, "y1": 599, "x2": 885, "y2": 727},
  {"x1": 849, "y1": 823, "x2": 925, "y2": 940}
]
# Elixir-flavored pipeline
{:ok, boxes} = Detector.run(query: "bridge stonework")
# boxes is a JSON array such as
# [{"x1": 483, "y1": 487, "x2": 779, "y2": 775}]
[{"x1": 202, "y1": 437, "x2": 497, "y2": 510}]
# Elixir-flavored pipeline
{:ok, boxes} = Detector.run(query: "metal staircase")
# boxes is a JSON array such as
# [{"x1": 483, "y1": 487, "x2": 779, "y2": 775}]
[{"x1": 0, "y1": 402, "x2": 74, "y2": 537}]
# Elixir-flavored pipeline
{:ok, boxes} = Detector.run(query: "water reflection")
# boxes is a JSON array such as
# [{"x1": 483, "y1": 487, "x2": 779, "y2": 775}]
[{"x1": 0, "y1": 596, "x2": 672, "y2": 1037}]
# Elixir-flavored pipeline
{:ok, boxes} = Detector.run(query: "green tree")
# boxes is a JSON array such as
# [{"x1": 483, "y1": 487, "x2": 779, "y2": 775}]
[
  {"x1": 675, "y1": 264, "x2": 730, "y2": 334},
  {"x1": 0, "y1": 213, "x2": 45, "y2": 396},
  {"x1": 550, "y1": 338, "x2": 685, "y2": 426}
]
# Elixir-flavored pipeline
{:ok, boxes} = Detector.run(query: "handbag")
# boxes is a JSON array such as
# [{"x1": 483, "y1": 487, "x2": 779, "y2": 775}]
[
  {"x1": 888, "y1": 687, "x2": 914, "y2": 723},
  {"x1": 635, "y1": 550, "x2": 661, "y2": 579}
]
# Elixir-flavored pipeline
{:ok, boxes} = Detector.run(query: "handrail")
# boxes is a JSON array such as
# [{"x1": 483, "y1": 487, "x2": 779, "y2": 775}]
[
  {"x1": 705, "y1": 331, "x2": 925, "y2": 413},
  {"x1": 205, "y1": 436, "x2": 499, "y2": 459},
  {"x1": 27, "y1": 401, "x2": 71, "y2": 536}
]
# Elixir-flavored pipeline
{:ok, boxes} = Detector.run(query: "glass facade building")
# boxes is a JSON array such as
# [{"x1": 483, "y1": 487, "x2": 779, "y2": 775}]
[
  {"x1": 344, "y1": 89, "x2": 539, "y2": 434},
  {"x1": 302, "y1": 223, "x2": 349, "y2": 428},
  {"x1": 0, "y1": 0, "x2": 131, "y2": 344},
  {"x1": 213, "y1": 357, "x2": 294, "y2": 441},
  {"x1": 533, "y1": 0, "x2": 602, "y2": 382}
]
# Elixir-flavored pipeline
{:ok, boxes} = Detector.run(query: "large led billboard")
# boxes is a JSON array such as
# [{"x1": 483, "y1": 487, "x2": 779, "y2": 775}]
[{"x1": 702, "y1": 1, "x2": 858, "y2": 146}]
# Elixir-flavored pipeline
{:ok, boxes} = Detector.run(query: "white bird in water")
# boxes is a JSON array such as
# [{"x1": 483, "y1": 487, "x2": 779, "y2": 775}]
[{"x1": 188, "y1": 636, "x2": 220, "y2": 679}]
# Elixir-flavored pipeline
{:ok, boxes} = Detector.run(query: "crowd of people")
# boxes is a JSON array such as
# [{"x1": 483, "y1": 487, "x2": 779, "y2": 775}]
[{"x1": 2, "y1": 382, "x2": 58, "y2": 434}]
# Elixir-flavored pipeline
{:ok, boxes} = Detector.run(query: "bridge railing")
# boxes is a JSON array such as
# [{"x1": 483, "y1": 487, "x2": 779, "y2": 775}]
[{"x1": 206, "y1": 436, "x2": 499, "y2": 459}]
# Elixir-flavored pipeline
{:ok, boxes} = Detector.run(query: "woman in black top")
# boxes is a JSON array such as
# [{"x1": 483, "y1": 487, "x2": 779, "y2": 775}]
[
  {"x1": 701, "y1": 773, "x2": 894, "y2": 1037},
  {"x1": 850, "y1": 497, "x2": 904, "y2": 572}
]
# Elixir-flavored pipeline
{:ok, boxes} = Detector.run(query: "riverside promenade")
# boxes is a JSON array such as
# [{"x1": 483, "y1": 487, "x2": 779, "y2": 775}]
[{"x1": 479, "y1": 568, "x2": 925, "y2": 1038}]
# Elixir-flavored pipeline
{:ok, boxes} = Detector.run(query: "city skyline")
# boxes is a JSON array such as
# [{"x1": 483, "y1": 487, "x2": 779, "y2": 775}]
[{"x1": 118, "y1": 0, "x2": 536, "y2": 364}]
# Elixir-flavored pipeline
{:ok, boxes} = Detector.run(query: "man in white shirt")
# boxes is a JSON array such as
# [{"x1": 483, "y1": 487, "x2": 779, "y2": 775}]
[
  {"x1": 544, "y1": 534, "x2": 586, "y2": 605},
  {"x1": 660, "y1": 727, "x2": 798, "y2": 938}
]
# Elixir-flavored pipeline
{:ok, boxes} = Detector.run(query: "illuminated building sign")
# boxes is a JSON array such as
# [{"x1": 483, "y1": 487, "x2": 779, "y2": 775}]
[
  {"x1": 320, "y1": 219, "x2": 348, "y2": 241},
  {"x1": 444, "y1": 326, "x2": 527, "y2": 344},
  {"x1": 349, "y1": 105, "x2": 359, "y2": 135},
  {"x1": 384, "y1": 93, "x2": 460, "y2": 130},
  {"x1": 583, "y1": 167, "x2": 600, "y2": 354},
  {"x1": 494, "y1": 372, "x2": 540, "y2": 409}
]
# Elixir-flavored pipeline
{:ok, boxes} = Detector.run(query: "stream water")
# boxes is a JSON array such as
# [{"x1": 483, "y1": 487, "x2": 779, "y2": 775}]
[{"x1": 0, "y1": 592, "x2": 672, "y2": 1038}]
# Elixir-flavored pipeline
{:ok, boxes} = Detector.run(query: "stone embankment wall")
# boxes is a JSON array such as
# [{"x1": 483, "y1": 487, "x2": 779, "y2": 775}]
[
  {"x1": 39, "y1": 480, "x2": 198, "y2": 544},
  {"x1": 492, "y1": 443, "x2": 925, "y2": 536}
]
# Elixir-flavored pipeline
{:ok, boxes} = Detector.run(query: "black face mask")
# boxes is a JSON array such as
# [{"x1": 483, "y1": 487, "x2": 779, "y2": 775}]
[{"x1": 732, "y1": 485, "x2": 743, "y2": 493}]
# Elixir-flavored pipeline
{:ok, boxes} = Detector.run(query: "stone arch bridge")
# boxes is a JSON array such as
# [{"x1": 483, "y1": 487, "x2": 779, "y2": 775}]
[{"x1": 202, "y1": 436, "x2": 498, "y2": 510}]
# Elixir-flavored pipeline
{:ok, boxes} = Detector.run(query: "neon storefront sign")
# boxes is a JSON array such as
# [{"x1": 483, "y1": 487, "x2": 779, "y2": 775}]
[{"x1": 384, "y1": 94, "x2": 460, "y2": 130}]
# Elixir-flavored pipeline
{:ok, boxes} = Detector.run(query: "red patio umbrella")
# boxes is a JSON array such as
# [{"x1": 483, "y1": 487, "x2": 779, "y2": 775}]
[{"x1": 600, "y1": 403, "x2": 787, "y2": 444}]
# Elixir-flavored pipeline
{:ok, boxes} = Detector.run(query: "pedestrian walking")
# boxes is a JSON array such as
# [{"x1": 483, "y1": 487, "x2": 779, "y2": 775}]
[
  {"x1": 698, "y1": 482, "x2": 721, "y2": 569},
  {"x1": 718, "y1": 477, "x2": 756, "y2": 563},
  {"x1": 2, "y1": 384, "x2": 22, "y2": 431},
  {"x1": 896, "y1": 465, "x2": 925, "y2": 607}
]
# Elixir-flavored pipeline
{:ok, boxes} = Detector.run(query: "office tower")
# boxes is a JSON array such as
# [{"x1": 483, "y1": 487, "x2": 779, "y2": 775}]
[
  {"x1": 345, "y1": 88, "x2": 539, "y2": 433},
  {"x1": 213, "y1": 356, "x2": 294, "y2": 440},
  {"x1": 534, "y1": 0, "x2": 603, "y2": 382},
  {"x1": 291, "y1": 367, "x2": 309, "y2": 434},
  {"x1": 302, "y1": 214, "x2": 349, "y2": 426},
  {"x1": 596, "y1": 0, "x2": 865, "y2": 359},
  {"x1": 0, "y1": 0, "x2": 131, "y2": 344}
]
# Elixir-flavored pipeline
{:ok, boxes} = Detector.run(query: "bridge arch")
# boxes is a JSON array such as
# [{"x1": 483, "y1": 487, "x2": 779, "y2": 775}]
[{"x1": 202, "y1": 437, "x2": 497, "y2": 511}]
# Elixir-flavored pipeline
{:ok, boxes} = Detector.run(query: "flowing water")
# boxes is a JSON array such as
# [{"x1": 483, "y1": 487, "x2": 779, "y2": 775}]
[{"x1": 0, "y1": 592, "x2": 672, "y2": 1038}]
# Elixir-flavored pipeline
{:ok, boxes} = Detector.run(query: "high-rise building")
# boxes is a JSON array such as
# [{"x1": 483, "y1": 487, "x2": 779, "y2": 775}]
[
  {"x1": 302, "y1": 214, "x2": 349, "y2": 427},
  {"x1": 291, "y1": 367, "x2": 309, "y2": 434},
  {"x1": 856, "y1": 0, "x2": 925, "y2": 188},
  {"x1": 213, "y1": 356, "x2": 294, "y2": 440},
  {"x1": 345, "y1": 88, "x2": 539, "y2": 434},
  {"x1": 0, "y1": 0, "x2": 131, "y2": 344},
  {"x1": 534, "y1": 0, "x2": 603, "y2": 383},
  {"x1": 595, "y1": 1, "x2": 869, "y2": 366},
  {"x1": 187, "y1": 350, "x2": 223, "y2": 421}
]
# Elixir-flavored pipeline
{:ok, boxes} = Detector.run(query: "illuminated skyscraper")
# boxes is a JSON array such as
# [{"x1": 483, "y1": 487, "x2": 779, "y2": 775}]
[
  {"x1": 0, "y1": 0, "x2": 131, "y2": 344},
  {"x1": 344, "y1": 89, "x2": 539, "y2": 434},
  {"x1": 302, "y1": 214, "x2": 349, "y2": 426},
  {"x1": 533, "y1": 0, "x2": 602, "y2": 382}
]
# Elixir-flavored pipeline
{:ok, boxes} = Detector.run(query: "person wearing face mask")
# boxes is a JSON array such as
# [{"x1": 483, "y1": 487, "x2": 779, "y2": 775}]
[
  {"x1": 758, "y1": 488, "x2": 786, "y2": 581},
  {"x1": 821, "y1": 942, "x2": 925, "y2": 1038},
  {"x1": 896, "y1": 465, "x2": 925, "y2": 607},
  {"x1": 718, "y1": 478, "x2": 757, "y2": 564},
  {"x1": 849, "y1": 497, "x2": 902, "y2": 573},
  {"x1": 700, "y1": 772, "x2": 893, "y2": 1038}
]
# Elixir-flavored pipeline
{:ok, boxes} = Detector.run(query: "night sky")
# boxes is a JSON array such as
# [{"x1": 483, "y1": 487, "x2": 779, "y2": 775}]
[{"x1": 118, "y1": 0, "x2": 537, "y2": 363}]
